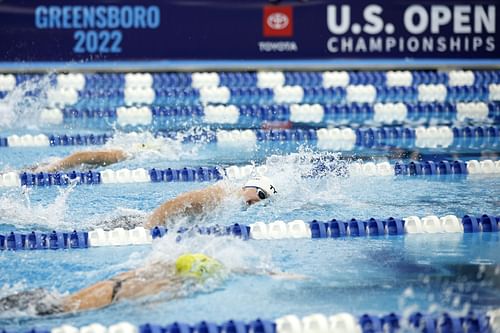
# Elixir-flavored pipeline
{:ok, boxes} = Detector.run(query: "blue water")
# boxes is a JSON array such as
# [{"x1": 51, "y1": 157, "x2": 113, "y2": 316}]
[
  {"x1": 0, "y1": 234, "x2": 498, "y2": 330},
  {"x1": 0, "y1": 71, "x2": 499, "y2": 332},
  {"x1": 0, "y1": 149, "x2": 499, "y2": 331}
]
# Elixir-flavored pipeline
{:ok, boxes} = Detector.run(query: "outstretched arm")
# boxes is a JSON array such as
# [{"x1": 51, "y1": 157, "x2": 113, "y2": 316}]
[
  {"x1": 145, "y1": 183, "x2": 230, "y2": 229},
  {"x1": 34, "y1": 149, "x2": 128, "y2": 173}
]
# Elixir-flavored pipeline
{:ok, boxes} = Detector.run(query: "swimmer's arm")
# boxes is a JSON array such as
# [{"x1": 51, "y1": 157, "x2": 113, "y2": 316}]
[
  {"x1": 145, "y1": 183, "x2": 229, "y2": 229},
  {"x1": 33, "y1": 149, "x2": 128, "y2": 173}
]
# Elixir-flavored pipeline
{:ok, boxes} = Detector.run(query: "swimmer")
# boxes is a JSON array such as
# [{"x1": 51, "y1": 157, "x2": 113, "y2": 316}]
[
  {"x1": 32, "y1": 149, "x2": 129, "y2": 173},
  {"x1": 30, "y1": 142, "x2": 160, "y2": 173},
  {"x1": 0, "y1": 253, "x2": 305, "y2": 316},
  {"x1": 145, "y1": 176, "x2": 277, "y2": 228}
]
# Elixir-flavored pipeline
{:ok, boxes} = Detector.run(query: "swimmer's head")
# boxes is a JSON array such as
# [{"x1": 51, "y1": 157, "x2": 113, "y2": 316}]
[
  {"x1": 242, "y1": 176, "x2": 277, "y2": 205},
  {"x1": 175, "y1": 253, "x2": 223, "y2": 280}
]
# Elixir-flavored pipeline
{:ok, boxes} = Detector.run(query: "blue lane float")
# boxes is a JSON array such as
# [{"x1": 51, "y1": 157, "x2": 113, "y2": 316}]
[
  {"x1": 2, "y1": 231, "x2": 88, "y2": 250},
  {"x1": 0, "y1": 125, "x2": 498, "y2": 148},
  {"x1": 13, "y1": 69, "x2": 500, "y2": 88},
  {"x1": 35, "y1": 102, "x2": 500, "y2": 124},
  {"x1": 1, "y1": 214, "x2": 498, "y2": 251},
  {"x1": 4, "y1": 309, "x2": 497, "y2": 333},
  {"x1": 14, "y1": 167, "x2": 224, "y2": 187},
  {"x1": 5, "y1": 158, "x2": 497, "y2": 189}
]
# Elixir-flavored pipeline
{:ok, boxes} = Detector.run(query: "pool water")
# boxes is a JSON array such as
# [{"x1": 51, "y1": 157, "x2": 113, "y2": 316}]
[{"x1": 0, "y1": 71, "x2": 499, "y2": 332}]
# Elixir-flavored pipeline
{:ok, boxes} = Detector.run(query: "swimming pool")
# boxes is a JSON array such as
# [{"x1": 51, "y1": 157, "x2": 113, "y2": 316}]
[{"x1": 0, "y1": 70, "x2": 499, "y2": 333}]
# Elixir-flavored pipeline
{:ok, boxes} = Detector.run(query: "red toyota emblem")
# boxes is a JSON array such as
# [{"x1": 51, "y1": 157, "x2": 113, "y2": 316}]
[{"x1": 263, "y1": 6, "x2": 293, "y2": 37}]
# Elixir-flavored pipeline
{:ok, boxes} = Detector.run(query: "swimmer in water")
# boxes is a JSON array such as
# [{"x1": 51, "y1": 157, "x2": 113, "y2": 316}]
[
  {"x1": 30, "y1": 136, "x2": 166, "y2": 173},
  {"x1": 32, "y1": 148, "x2": 129, "y2": 173},
  {"x1": 0, "y1": 253, "x2": 305, "y2": 316},
  {"x1": 145, "y1": 176, "x2": 277, "y2": 228}
]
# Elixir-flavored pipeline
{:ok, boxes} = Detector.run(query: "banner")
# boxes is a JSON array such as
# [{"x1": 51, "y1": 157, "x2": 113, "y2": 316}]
[{"x1": 0, "y1": 0, "x2": 497, "y2": 62}]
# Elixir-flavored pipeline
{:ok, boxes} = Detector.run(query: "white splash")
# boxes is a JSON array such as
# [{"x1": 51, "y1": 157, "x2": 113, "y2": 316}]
[
  {"x1": 0, "y1": 75, "x2": 52, "y2": 129},
  {"x1": 103, "y1": 130, "x2": 202, "y2": 161},
  {"x1": 143, "y1": 232, "x2": 274, "y2": 282},
  {"x1": 0, "y1": 181, "x2": 76, "y2": 229}
]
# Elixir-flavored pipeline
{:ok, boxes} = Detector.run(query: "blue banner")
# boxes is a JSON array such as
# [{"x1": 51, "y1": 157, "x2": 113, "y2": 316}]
[{"x1": 0, "y1": 0, "x2": 497, "y2": 62}]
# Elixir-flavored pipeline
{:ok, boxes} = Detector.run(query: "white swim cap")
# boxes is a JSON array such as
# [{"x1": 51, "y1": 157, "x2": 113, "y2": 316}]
[{"x1": 243, "y1": 176, "x2": 277, "y2": 197}]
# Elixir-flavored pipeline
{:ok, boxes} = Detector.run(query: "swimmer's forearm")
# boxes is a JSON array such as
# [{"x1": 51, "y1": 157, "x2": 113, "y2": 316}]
[{"x1": 37, "y1": 150, "x2": 127, "y2": 172}]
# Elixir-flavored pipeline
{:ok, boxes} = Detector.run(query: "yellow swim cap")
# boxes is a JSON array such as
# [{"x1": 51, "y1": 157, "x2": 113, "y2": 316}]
[{"x1": 175, "y1": 253, "x2": 222, "y2": 280}]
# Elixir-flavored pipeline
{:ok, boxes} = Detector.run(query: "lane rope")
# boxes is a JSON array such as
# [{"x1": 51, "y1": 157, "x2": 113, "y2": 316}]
[{"x1": 1, "y1": 214, "x2": 498, "y2": 250}]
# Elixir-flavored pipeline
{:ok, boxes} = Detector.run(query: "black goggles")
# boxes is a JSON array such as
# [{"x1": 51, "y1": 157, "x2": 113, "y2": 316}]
[{"x1": 256, "y1": 188, "x2": 268, "y2": 200}]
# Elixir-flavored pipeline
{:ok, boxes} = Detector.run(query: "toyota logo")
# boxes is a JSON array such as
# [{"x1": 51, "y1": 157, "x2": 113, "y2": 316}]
[{"x1": 267, "y1": 12, "x2": 289, "y2": 30}]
